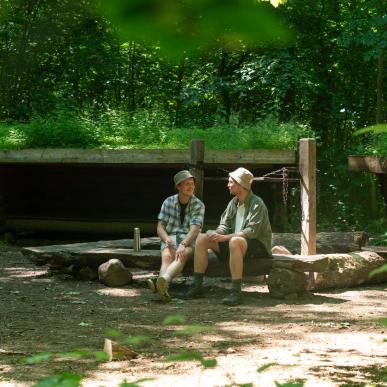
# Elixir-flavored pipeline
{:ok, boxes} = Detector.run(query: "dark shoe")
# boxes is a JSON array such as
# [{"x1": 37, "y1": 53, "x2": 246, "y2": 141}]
[
  {"x1": 146, "y1": 278, "x2": 157, "y2": 293},
  {"x1": 156, "y1": 276, "x2": 171, "y2": 302},
  {"x1": 221, "y1": 291, "x2": 242, "y2": 306},
  {"x1": 178, "y1": 285, "x2": 204, "y2": 300}
]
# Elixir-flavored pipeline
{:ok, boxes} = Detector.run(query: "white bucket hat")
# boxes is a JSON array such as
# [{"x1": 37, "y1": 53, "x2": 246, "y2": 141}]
[{"x1": 229, "y1": 167, "x2": 253, "y2": 190}]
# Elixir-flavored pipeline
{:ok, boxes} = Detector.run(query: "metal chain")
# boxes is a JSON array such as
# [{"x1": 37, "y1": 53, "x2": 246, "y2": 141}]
[
  {"x1": 282, "y1": 168, "x2": 288, "y2": 204},
  {"x1": 218, "y1": 167, "x2": 296, "y2": 204}
]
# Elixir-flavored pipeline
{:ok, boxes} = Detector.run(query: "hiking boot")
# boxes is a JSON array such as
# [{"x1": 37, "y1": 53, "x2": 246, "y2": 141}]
[
  {"x1": 178, "y1": 285, "x2": 204, "y2": 300},
  {"x1": 221, "y1": 291, "x2": 242, "y2": 306},
  {"x1": 156, "y1": 276, "x2": 171, "y2": 302},
  {"x1": 146, "y1": 278, "x2": 157, "y2": 293}
]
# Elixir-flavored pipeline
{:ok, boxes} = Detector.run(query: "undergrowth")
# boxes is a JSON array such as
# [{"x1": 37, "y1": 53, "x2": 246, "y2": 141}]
[{"x1": 0, "y1": 107, "x2": 312, "y2": 150}]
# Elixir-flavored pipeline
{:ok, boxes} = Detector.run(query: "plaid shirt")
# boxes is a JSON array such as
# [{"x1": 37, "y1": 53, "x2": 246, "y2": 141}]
[{"x1": 158, "y1": 194, "x2": 205, "y2": 235}]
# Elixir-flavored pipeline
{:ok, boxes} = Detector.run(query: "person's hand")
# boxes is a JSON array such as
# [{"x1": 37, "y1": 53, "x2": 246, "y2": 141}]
[
  {"x1": 164, "y1": 236, "x2": 174, "y2": 247},
  {"x1": 175, "y1": 243, "x2": 186, "y2": 260},
  {"x1": 207, "y1": 230, "x2": 228, "y2": 242}
]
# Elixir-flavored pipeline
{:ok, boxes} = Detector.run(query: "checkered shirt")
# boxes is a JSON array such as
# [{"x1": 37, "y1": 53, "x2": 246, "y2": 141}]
[{"x1": 158, "y1": 194, "x2": 205, "y2": 235}]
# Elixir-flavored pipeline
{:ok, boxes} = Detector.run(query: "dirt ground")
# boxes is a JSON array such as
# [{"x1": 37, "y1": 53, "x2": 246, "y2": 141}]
[{"x1": 0, "y1": 243, "x2": 386, "y2": 387}]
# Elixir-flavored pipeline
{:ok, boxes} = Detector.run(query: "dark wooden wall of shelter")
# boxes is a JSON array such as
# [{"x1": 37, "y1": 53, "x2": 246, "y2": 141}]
[{"x1": 1, "y1": 163, "x2": 282, "y2": 235}]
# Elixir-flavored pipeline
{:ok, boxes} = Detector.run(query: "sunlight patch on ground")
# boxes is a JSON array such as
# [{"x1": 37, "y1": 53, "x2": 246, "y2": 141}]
[
  {"x1": 1, "y1": 267, "x2": 47, "y2": 279},
  {"x1": 96, "y1": 288, "x2": 142, "y2": 297}
]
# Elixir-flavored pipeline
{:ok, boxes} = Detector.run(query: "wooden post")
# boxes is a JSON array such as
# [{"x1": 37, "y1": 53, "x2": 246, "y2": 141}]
[
  {"x1": 0, "y1": 170, "x2": 5, "y2": 235},
  {"x1": 190, "y1": 139, "x2": 204, "y2": 200},
  {"x1": 299, "y1": 138, "x2": 316, "y2": 255}
]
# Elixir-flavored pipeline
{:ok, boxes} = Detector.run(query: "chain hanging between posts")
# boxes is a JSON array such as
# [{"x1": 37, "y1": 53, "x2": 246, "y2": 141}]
[
  {"x1": 261, "y1": 167, "x2": 299, "y2": 204},
  {"x1": 214, "y1": 167, "x2": 299, "y2": 205}
]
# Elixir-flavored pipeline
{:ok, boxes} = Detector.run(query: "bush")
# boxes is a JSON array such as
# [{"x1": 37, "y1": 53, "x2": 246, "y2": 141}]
[{"x1": 0, "y1": 109, "x2": 312, "y2": 150}]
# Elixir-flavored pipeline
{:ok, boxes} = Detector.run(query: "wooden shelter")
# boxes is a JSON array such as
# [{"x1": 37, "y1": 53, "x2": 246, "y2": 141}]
[{"x1": 0, "y1": 138, "x2": 316, "y2": 254}]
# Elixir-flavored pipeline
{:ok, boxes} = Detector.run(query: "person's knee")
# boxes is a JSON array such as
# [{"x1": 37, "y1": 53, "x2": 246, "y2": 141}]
[
  {"x1": 229, "y1": 236, "x2": 246, "y2": 252},
  {"x1": 196, "y1": 233, "x2": 209, "y2": 247},
  {"x1": 161, "y1": 251, "x2": 174, "y2": 264}
]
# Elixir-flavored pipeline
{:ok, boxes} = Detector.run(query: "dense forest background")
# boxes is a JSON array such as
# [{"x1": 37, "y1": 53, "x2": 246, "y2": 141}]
[{"x1": 0, "y1": 0, "x2": 386, "y2": 234}]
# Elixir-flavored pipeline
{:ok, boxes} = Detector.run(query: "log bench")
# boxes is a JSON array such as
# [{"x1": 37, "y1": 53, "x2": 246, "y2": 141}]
[{"x1": 21, "y1": 234, "x2": 387, "y2": 298}]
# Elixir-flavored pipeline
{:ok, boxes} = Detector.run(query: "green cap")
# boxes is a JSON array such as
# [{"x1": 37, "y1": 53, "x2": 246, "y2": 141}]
[{"x1": 174, "y1": 170, "x2": 194, "y2": 186}]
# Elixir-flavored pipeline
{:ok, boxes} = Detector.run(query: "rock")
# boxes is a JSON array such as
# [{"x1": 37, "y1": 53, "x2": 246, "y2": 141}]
[
  {"x1": 98, "y1": 259, "x2": 132, "y2": 287},
  {"x1": 78, "y1": 266, "x2": 98, "y2": 281},
  {"x1": 267, "y1": 268, "x2": 308, "y2": 299}
]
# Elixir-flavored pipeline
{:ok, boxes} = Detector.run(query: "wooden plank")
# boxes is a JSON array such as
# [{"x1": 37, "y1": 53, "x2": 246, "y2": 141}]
[
  {"x1": 0, "y1": 149, "x2": 189, "y2": 165},
  {"x1": 299, "y1": 139, "x2": 317, "y2": 255},
  {"x1": 361, "y1": 245, "x2": 387, "y2": 254},
  {"x1": 0, "y1": 148, "x2": 296, "y2": 165},
  {"x1": 22, "y1": 246, "x2": 330, "y2": 273},
  {"x1": 203, "y1": 149, "x2": 295, "y2": 165},
  {"x1": 348, "y1": 156, "x2": 387, "y2": 174},
  {"x1": 5, "y1": 218, "x2": 160, "y2": 234}
]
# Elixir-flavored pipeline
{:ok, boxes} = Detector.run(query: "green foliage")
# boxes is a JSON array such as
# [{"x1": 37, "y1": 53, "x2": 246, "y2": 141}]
[
  {"x1": 354, "y1": 124, "x2": 387, "y2": 136},
  {"x1": 106, "y1": 327, "x2": 152, "y2": 348},
  {"x1": 162, "y1": 314, "x2": 187, "y2": 325},
  {"x1": 57, "y1": 350, "x2": 108, "y2": 362},
  {"x1": 23, "y1": 352, "x2": 52, "y2": 365},
  {"x1": 124, "y1": 335, "x2": 152, "y2": 348},
  {"x1": 376, "y1": 318, "x2": 387, "y2": 328},
  {"x1": 0, "y1": 110, "x2": 311, "y2": 150},
  {"x1": 257, "y1": 363, "x2": 278, "y2": 372},
  {"x1": 164, "y1": 350, "x2": 217, "y2": 368},
  {"x1": 176, "y1": 324, "x2": 214, "y2": 335},
  {"x1": 369, "y1": 264, "x2": 387, "y2": 278},
  {"x1": 119, "y1": 379, "x2": 155, "y2": 387},
  {"x1": 32, "y1": 372, "x2": 81, "y2": 387},
  {"x1": 97, "y1": 0, "x2": 290, "y2": 60},
  {"x1": 371, "y1": 232, "x2": 387, "y2": 246},
  {"x1": 275, "y1": 381, "x2": 304, "y2": 387},
  {"x1": 8, "y1": 108, "x2": 100, "y2": 148}
]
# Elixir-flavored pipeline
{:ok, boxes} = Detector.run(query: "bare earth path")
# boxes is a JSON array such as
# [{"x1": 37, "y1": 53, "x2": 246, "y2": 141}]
[{"x1": 0, "y1": 245, "x2": 386, "y2": 387}]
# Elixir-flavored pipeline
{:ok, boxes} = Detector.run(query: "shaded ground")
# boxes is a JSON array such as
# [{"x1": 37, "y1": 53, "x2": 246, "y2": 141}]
[{"x1": 0, "y1": 244, "x2": 386, "y2": 387}]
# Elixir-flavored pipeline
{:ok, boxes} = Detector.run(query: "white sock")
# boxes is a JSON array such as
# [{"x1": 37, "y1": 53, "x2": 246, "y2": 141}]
[{"x1": 162, "y1": 273, "x2": 172, "y2": 283}]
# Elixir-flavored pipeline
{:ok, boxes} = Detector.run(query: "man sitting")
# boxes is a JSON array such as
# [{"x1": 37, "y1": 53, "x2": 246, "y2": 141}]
[{"x1": 181, "y1": 167, "x2": 272, "y2": 306}]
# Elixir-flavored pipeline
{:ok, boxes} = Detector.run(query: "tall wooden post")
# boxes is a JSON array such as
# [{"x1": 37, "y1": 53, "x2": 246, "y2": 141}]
[
  {"x1": 299, "y1": 138, "x2": 316, "y2": 255},
  {"x1": 0, "y1": 170, "x2": 5, "y2": 235},
  {"x1": 190, "y1": 139, "x2": 204, "y2": 200}
]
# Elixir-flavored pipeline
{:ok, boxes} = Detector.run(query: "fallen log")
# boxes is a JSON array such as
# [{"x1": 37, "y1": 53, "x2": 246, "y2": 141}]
[
  {"x1": 313, "y1": 251, "x2": 387, "y2": 289},
  {"x1": 272, "y1": 231, "x2": 368, "y2": 254}
]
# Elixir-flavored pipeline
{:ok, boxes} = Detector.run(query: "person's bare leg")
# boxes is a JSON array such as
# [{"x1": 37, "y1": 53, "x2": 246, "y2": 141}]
[
  {"x1": 222, "y1": 236, "x2": 248, "y2": 306},
  {"x1": 228, "y1": 236, "x2": 248, "y2": 279},
  {"x1": 163, "y1": 247, "x2": 193, "y2": 279},
  {"x1": 194, "y1": 233, "x2": 220, "y2": 273},
  {"x1": 159, "y1": 247, "x2": 175, "y2": 275}
]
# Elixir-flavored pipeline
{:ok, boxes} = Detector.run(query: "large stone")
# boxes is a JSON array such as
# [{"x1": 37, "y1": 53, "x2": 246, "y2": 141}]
[
  {"x1": 267, "y1": 268, "x2": 308, "y2": 298},
  {"x1": 98, "y1": 259, "x2": 132, "y2": 287}
]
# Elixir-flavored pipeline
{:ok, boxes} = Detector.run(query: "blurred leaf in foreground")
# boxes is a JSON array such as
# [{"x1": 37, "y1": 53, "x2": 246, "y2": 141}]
[{"x1": 96, "y1": 0, "x2": 290, "y2": 60}]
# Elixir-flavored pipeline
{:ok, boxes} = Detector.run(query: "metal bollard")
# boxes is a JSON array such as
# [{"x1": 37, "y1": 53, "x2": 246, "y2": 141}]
[{"x1": 133, "y1": 227, "x2": 141, "y2": 252}]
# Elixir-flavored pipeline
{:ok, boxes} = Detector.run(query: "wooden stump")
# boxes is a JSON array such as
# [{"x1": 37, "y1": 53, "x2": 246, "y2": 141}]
[{"x1": 267, "y1": 268, "x2": 308, "y2": 298}]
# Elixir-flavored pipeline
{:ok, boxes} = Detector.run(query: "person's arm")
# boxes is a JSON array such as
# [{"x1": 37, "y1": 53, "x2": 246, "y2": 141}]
[
  {"x1": 208, "y1": 200, "x2": 234, "y2": 241},
  {"x1": 180, "y1": 224, "x2": 201, "y2": 247},
  {"x1": 176, "y1": 200, "x2": 205, "y2": 259},
  {"x1": 241, "y1": 202, "x2": 268, "y2": 239},
  {"x1": 157, "y1": 221, "x2": 174, "y2": 246},
  {"x1": 176, "y1": 224, "x2": 201, "y2": 259},
  {"x1": 208, "y1": 229, "x2": 244, "y2": 242}
]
